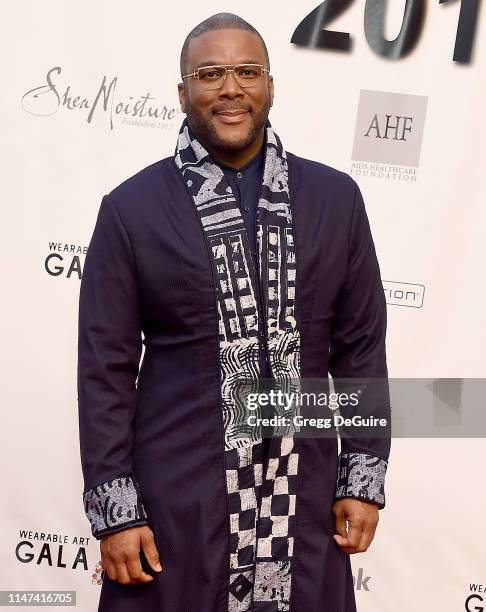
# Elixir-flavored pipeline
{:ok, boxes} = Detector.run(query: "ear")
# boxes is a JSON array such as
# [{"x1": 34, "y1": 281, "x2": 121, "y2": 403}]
[
  {"x1": 178, "y1": 82, "x2": 187, "y2": 114},
  {"x1": 268, "y1": 74, "x2": 274, "y2": 108}
]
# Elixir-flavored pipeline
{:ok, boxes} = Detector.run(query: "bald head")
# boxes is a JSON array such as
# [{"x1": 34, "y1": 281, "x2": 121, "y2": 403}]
[{"x1": 180, "y1": 12, "x2": 270, "y2": 77}]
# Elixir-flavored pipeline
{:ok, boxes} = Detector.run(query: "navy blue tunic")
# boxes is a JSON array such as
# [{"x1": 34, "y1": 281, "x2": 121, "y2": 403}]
[{"x1": 78, "y1": 148, "x2": 390, "y2": 612}]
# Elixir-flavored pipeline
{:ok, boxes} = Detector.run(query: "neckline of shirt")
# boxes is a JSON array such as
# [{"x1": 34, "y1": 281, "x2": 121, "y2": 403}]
[{"x1": 214, "y1": 143, "x2": 265, "y2": 179}]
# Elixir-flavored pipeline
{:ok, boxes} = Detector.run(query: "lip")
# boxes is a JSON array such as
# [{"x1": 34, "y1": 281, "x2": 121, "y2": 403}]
[{"x1": 214, "y1": 110, "x2": 249, "y2": 124}]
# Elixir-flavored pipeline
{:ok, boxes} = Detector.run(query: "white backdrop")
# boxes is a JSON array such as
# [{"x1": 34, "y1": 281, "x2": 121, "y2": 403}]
[{"x1": 2, "y1": 1, "x2": 485, "y2": 610}]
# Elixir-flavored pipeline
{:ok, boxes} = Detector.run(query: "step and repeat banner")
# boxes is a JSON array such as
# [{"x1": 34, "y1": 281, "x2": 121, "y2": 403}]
[{"x1": 2, "y1": 1, "x2": 485, "y2": 610}]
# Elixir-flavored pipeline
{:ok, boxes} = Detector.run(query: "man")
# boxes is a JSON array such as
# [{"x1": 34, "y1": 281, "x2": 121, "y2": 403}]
[{"x1": 78, "y1": 12, "x2": 391, "y2": 612}]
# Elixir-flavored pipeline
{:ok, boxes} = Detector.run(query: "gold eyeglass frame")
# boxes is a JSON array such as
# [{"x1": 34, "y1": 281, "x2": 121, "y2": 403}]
[{"x1": 182, "y1": 64, "x2": 270, "y2": 90}]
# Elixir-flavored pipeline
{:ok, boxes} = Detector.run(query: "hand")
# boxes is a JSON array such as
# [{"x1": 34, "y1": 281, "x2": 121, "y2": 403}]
[
  {"x1": 332, "y1": 498, "x2": 379, "y2": 554},
  {"x1": 100, "y1": 525, "x2": 163, "y2": 584}
]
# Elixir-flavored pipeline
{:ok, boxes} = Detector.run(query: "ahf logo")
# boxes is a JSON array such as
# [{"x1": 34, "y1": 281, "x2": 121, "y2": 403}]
[
  {"x1": 352, "y1": 90, "x2": 428, "y2": 167},
  {"x1": 364, "y1": 115, "x2": 413, "y2": 142}
]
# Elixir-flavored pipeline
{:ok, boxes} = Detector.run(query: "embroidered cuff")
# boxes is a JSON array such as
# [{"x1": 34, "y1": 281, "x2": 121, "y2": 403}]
[
  {"x1": 83, "y1": 474, "x2": 149, "y2": 539},
  {"x1": 335, "y1": 452, "x2": 388, "y2": 509}
]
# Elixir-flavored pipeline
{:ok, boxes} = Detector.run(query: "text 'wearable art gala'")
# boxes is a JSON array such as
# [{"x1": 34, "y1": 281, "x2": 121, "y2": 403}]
[{"x1": 175, "y1": 117, "x2": 301, "y2": 611}]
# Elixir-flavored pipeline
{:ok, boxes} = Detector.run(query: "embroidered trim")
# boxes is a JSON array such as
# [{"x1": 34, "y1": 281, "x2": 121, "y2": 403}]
[
  {"x1": 335, "y1": 452, "x2": 388, "y2": 508},
  {"x1": 83, "y1": 474, "x2": 148, "y2": 539}
]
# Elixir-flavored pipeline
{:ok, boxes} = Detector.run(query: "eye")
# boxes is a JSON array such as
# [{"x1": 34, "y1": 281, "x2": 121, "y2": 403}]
[
  {"x1": 198, "y1": 67, "x2": 225, "y2": 81},
  {"x1": 237, "y1": 66, "x2": 260, "y2": 79}
]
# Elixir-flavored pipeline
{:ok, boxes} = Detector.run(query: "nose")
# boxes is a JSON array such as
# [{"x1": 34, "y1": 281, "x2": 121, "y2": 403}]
[{"x1": 218, "y1": 69, "x2": 244, "y2": 98}]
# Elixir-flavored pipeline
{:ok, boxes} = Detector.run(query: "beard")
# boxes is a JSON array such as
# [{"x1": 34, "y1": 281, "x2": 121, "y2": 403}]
[{"x1": 184, "y1": 95, "x2": 272, "y2": 153}]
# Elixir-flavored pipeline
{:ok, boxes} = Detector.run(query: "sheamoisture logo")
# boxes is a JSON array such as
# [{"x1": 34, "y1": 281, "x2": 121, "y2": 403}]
[{"x1": 21, "y1": 66, "x2": 178, "y2": 130}]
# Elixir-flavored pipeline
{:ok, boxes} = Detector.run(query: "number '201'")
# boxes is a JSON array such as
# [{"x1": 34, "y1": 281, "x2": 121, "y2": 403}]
[{"x1": 291, "y1": 0, "x2": 480, "y2": 63}]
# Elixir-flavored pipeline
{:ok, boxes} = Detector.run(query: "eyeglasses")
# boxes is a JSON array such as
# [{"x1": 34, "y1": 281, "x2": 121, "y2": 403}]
[{"x1": 182, "y1": 64, "x2": 269, "y2": 91}]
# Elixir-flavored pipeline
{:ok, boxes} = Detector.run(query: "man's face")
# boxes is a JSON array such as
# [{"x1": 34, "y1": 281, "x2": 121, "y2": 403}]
[{"x1": 178, "y1": 28, "x2": 274, "y2": 153}]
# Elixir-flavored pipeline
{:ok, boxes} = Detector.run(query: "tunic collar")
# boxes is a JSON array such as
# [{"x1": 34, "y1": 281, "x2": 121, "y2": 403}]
[{"x1": 212, "y1": 142, "x2": 265, "y2": 182}]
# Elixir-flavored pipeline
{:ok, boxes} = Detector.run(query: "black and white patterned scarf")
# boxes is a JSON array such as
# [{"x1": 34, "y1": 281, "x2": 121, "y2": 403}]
[{"x1": 175, "y1": 118, "x2": 301, "y2": 612}]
